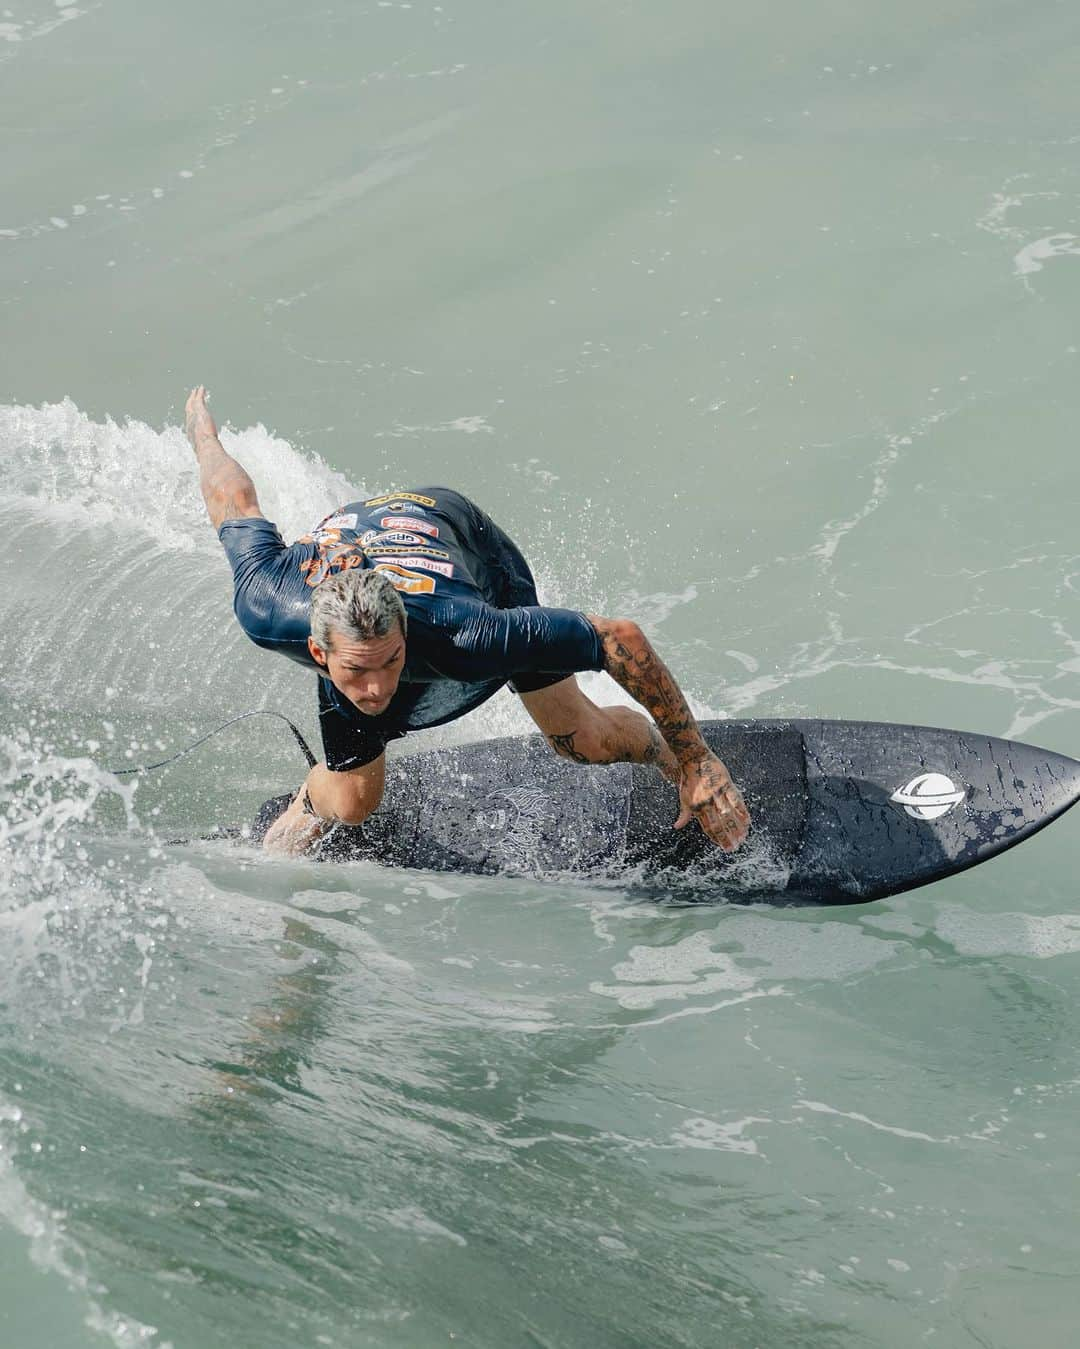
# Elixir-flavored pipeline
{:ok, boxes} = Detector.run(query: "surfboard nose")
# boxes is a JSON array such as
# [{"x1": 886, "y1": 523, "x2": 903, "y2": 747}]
[
  {"x1": 1061, "y1": 751, "x2": 1080, "y2": 803},
  {"x1": 1022, "y1": 743, "x2": 1080, "y2": 822},
  {"x1": 792, "y1": 722, "x2": 1080, "y2": 903},
  {"x1": 979, "y1": 739, "x2": 1080, "y2": 835}
]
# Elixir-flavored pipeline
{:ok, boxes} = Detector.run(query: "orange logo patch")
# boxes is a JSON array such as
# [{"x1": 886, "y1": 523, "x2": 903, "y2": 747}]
[{"x1": 373, "y1": 563, "x2": 437, "y2": 595}]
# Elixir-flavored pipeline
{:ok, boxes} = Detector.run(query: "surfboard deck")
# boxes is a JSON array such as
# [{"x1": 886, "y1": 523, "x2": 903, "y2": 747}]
[{"x1": 251, "y1": 720, "x2": 1080, "y2": 904}]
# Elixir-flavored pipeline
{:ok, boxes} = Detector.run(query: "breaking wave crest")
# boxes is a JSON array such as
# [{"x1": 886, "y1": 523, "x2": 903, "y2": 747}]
[{"x1": 0, "y1": 398, "x2": 357, "y2": 715}]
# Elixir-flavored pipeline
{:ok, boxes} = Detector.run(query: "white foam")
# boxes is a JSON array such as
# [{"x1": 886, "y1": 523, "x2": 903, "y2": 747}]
[
  {"x1": 0, "y1": 398, "x2": 357, "y2": 551},
  {"x1": 796, "y1": 1099, "x2": 946, "y2": 1144},
  {"x1": 1013, "y1": 233, "x2": 1080, "y2": 277},
  {"x1": 0, "y1": 735, "x2": 166, "y2": 1033},
  {"x1": 860, "y1": 911, "x2": 927, "y2": 938},
  {"x1": 590, "y1": 914, "x2": 897, "y2": 1010},
  {"x1": 0, "y1": 735, "x2": 137, "y2": 909},
  {"x1": 935, "y1": 905, "x2": 1080, "y2": 960},
  {"x1": 670, "y1": 1115, "x2": 768, "y2": 1154},
  {"x1": 618, "y1": 584, "x2": 699, "y2": 626}
]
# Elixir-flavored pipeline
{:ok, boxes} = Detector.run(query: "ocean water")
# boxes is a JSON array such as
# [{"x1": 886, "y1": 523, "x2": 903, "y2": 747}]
[{"x1": 3, "y1": 1, "x2": 1080, "y2": 1345}]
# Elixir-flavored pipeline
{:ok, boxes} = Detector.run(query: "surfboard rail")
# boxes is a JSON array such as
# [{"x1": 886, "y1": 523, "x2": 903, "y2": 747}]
[{"x1": 250, "y1": 719, "x2": 1080, "y2": 904}]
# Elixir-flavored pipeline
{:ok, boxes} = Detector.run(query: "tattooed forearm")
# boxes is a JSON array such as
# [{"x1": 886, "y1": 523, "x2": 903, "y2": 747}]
[
  {"x1": 643, "y1": 724, "x2": 664, "y2": 764},
  {"x1": 579, "y1": 616, "x2": 751, "y2": 851},
  {"x1": 547, "y1": 730, "x2": 591, "y2": 764},
  {"x1": 642, "y1": 721, "x2": 680, "y2": 784},
  {"x1": 586, "y1": 616, "x2": 708, "y2": 767}
]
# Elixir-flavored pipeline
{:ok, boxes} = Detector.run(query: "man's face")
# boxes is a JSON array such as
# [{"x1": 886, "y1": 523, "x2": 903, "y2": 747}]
[{"x1": 308, "y1": 623, "x2": 406, "y2": 716}]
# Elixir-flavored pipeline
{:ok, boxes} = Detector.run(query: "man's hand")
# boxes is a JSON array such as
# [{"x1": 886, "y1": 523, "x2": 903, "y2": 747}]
[
  {"x1": 262, "y1": 786, "x2": 328, "y2": 857},
  {"x1": 674, "y1": 750, "x2": 751, "y2": 852},
  {"x1": 184, "y1": 384, "x2": 265, "y2": 529},
  {"x1": 587, "y1": 615, "x2": 752, "y2": 853},
  {"x1": 185, "y1": 385, "x2": 218, "y2": 448}
]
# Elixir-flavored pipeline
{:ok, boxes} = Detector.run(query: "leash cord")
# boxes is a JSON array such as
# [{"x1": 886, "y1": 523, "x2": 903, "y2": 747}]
[{"x1": 108, "y1": 710, "x2": 317, "y2": 777}]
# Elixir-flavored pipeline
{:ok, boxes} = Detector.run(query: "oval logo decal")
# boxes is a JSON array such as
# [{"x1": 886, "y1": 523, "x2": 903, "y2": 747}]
[{"x1": 890, "y1": 773, "x2": 966, "y2": 821}]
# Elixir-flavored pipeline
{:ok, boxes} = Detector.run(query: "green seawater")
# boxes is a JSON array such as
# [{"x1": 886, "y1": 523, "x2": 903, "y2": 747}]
[{"x1": 2, "y1": 1, "x2": 1079, "y2": 1345}]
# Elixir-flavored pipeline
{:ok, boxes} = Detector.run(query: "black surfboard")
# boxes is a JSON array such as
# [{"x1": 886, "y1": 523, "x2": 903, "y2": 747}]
[{"x1": 251, "y1": 720, "x2": 1080, "y2": 904}]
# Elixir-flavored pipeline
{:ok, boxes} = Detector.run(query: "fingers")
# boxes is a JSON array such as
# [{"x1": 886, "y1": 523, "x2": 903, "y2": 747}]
[
  {"x1": 184, "y1": 387, "x2": 216, "y2": 447},
  {"x1": 728, "y1": 790, "x2": 751, "y2": 830},
  {"x1": 693, "y1": 801, "x2": 736, "y2": 851},
  {"x1": 698, "y1": 801, "x2": 747, "y2": 852},
  {"x1": 673, "y1": 782, "x2": 752, "y2": 852}
]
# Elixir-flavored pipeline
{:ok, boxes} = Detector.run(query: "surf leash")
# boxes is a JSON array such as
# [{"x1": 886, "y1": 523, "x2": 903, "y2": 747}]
[{"x1": 108, "y1": 710, "x2": 317, "y2": 777}]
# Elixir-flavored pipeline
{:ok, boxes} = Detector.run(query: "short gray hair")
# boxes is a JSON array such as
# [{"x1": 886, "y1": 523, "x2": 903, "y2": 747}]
[{"x1": 310, "y1": 568, "x2": 406, "y2": 650}]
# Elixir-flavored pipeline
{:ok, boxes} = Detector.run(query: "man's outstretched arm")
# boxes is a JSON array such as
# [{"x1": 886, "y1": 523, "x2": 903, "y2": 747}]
[
  {"x1": 587, "y1": 616, "x2": 751, "y2": 852},
  {"x1": 185, "y1": 385, "x2": 264, "y2": 529}
]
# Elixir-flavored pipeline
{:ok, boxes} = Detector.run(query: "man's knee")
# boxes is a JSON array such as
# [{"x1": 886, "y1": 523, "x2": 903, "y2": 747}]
[
  {"x1": 546, "y1": 727, "x2": 602, "y2": 765},
  {"x1": 522, "y1": 678, "x2": 624, "y2": 765},
  {"x1": 334, "y1": 795, "x2": 376, "y2": 826},
  {"x1": 543, "y1": 707, "x2": 626, "y2": 765},
  {"x1": 316, "y1": 759, "x2": 385, "y2": 825}
]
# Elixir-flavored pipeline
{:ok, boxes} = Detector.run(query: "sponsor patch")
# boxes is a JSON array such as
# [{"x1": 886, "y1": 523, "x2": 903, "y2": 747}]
[
  {"x1": 314, "y1": 511, "x2": 358, "y2": 532},
  {"x1": 364, "y1": 491, "x2": 437, "y2": 509},
  {"x1": 381, "y1": 515, "x2": 439, "y2": 538},
  {"x1": 359, "y1": 528, "x2": 427, "y2": 547},
  {"x1": 368, "y1": 502, "x2": 428, "y2": 518},
  {"x1": 362, "y1": 543, "x2": 451, "y2": 560},
  {"x1": 373, "y1": 562, "x2": 437, "y2": 595},
  {"x1": 374, "y1": 530, "x2": 426, "y2": 547},
  {"x1": 297, "y1": 526, "x2": 343, "y2": 545},
  {"x1": 386, "y1": 555, "x2": 454, "y2": 578}
]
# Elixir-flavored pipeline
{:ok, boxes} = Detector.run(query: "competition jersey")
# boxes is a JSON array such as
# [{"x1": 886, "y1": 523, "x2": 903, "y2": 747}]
[{"x1": 218, "y1": 487, "x2": 604, "y2": 765}]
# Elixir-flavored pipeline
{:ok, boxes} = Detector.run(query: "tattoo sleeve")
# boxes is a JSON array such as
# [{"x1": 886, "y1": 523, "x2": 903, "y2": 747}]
[
  {"x1": 643, "y1": 723, "x2": 665, "y2": 766},
  {"x1": 587, "y1": 616, "x2": 708, "y2": 767}
]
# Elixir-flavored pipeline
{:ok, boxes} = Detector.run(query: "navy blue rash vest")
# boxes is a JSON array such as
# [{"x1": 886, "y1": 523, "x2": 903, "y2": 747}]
[{"x1": 218, "y1": 487, "x2": 605, "y2": 769}]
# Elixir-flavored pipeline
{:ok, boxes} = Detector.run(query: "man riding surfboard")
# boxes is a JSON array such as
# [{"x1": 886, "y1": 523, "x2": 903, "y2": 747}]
[{"x1": 185, "y1": 386, "x2": 750, "y2": 857}]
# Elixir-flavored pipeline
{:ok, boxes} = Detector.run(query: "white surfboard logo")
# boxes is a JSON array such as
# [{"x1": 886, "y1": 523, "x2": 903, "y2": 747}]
[{"x1": 890, "y1": 772, "x2": 966, "y2": 821}]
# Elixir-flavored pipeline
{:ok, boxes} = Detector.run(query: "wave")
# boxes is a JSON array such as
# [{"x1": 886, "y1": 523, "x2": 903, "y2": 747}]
[{"x1": 0, "y1": 398, "x2": 356, "y2": 716}]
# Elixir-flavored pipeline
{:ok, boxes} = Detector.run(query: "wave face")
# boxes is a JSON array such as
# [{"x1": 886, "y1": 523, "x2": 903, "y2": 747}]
[{"x1": 0, "y1": 399, "x2": 356, "y2": 713}]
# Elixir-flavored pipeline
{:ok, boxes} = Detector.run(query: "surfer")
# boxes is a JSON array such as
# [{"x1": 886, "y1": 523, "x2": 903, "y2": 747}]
[{"x1": 185, "y1": 386, "x2": 750, "y2": 857}]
